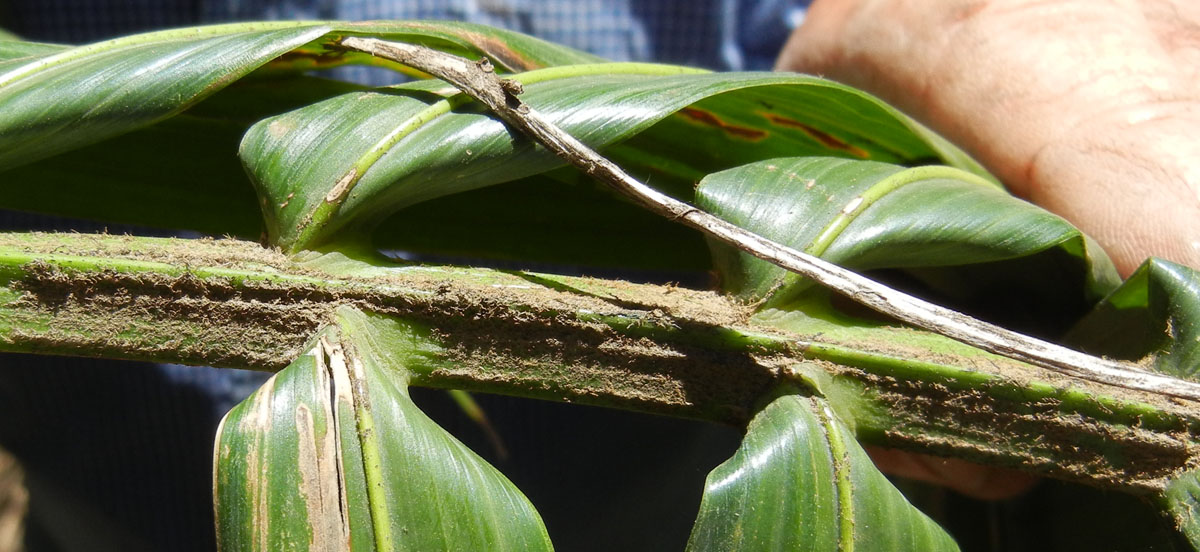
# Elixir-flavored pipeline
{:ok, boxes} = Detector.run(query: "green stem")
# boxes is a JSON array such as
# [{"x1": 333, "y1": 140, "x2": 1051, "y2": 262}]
[{"x1": 1, "y1": 232, "x2": 1197, "y2": 493}]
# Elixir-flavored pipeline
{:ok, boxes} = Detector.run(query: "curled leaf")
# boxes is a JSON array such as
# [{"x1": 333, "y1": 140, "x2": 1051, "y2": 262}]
[
  {"x1": 1067, "y1": 258, "x2": 1200, "y2": 380},
  {"x1": 697, "y1": 157, "x2": 1118, "y2": 307},
  {"x1": 0, "y1": 22, "x2": 334, "y2": 169},
  {"x1": 214, "y1": 307, "x2": 551, "y2": 551},
  {"x1": 687, "y1": 392, "x2": 958, "y2": 551},
  {"x1": 0, "y1": 20, "x2": 596, "y2": 173},
  {"x1": 240, "y1": 70, "x2": 975, "y2": 251}
]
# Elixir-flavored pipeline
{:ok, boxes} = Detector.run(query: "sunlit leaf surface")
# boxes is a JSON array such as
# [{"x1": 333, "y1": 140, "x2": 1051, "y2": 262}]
[
  {"x1": 0, "y1": 22, "x2": 333, "y2": 169},
  {"x1": 687, "y1": 393, "x2": 958, "y2": 551},
  {"x1": 697, "y1": 157, "x2": 1118, "y2": 306},
  {"x1": 215, "y1": 307, "x2": 551, "y2": 551},
  {"x1": 0, "y1": 20, "x2": 596, "y2": 171},
  {"x1": 241, "y1": 69, "x2": 978, "y2": 251},
  {"x1": 1067, "y1": 258, "x2": 1200, "y2": 380},
  {"x1": 696, "y1": 156, "x2": 1119, "y2": 340}
]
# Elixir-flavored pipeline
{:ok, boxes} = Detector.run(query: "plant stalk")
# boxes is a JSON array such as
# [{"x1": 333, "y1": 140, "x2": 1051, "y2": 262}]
[
  {"x1": 1, "y1": 233, "x2": 1197, "y2": 493},
  {"x1": 334, "y1": 36, "x2": 1200, "y2": 402}
]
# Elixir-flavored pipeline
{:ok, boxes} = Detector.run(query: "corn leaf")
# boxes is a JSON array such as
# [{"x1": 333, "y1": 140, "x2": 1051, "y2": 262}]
[
  {"x1": 239, "y1": 67, "x2": 982, "y2": 252},
  {"x1": 0, "y1": 21, "x2": 597, "y2": 172},
  {"x1": 0, "y1": 22, "x2": 593, "y2": 237},
  {"x1": 0, "y1": 22, "x2": 333, "y2": 169},
  {"x1": 696, "y1": 157, "x2": 1119, "y2": 341},
  {"x1": 214, "y1": 306, "x2": 551, "y2": 551},
  {"x1": 698, "y1": 157, "x2": 1118, "y2": 304},
  {"x1": 1067, "y1": 258, "x2": 1200, "y2": 381},
  {"x1": 687, "y1": 392, "x2": 958, "y2": 551}
]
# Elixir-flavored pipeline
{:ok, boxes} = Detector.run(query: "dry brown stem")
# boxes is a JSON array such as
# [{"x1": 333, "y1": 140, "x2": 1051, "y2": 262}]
[{"x1": 335, "y1": 36, "x2": 1200, "y2": 402}]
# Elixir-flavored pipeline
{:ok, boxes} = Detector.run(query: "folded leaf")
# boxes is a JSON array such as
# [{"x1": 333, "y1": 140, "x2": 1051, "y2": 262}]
[
  {"x1": 697, "y1": 157, "x2": 1120, "y2": 338},
  {"x1": 0, "y1": 21, "x2": 597, "y2": 172},
  {"x1": 699, "y1": 157, "x2": 1118, "y2": 304},
  {"x1": 0, "y1": 22, "x2": 333, "y2": 169},
  {"x1": 242, "y1": 68, "x2": 981, "y2": 252},
  {"x1": 1067, "y1": 258, "x2": 1200, "y2": 380},
  {"x1": 215, "y1": 307, "x2": 551, "y2": 551},
  {"x1": 687, "y1": 392, "x2": 958, "y2": 551}
]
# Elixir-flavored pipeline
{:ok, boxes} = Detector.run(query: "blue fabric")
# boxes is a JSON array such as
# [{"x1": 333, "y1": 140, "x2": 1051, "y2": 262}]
[{"x1": 8, "y1": 0, "x2": 806, "y2": 71}]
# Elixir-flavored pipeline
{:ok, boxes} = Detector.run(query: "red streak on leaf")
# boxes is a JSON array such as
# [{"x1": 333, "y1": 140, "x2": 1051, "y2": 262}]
[
  {"x1": 396, "y1": 22, "x2": 539, "y2": 71},
  {"x1": 463, "y1": 33, "x2": 538, "y2": 71},
  {"x1": 763, "y1": 113, "x2": 870, "y2": 158},
  {"x1": 678, "y1": 107, "x2": 768, "y2": 141}
]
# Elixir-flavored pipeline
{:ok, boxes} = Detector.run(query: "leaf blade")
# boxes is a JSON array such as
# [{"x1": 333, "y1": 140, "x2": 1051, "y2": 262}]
[
  {"x1": 242, "y1": 69, "x2": 978, "y2": 251},
  {"x1": 214, "y1": 307, "x2": 552, "y2": 551},
  {"x1": 0, "y1": 22, "x2": 334, "y2": 169},
  {"x1": 687, "y1": 392, "x2": 958, "y2": 551},
  {"x1": 1067, "y1": 258, "x2": 1200, "y2": 380},
  {"x1": 696, "y1": 157, "x2": 1118, "y2": 306},
  {"x1": 0, "y1": 20, "x2": 597, "y2": 175}
]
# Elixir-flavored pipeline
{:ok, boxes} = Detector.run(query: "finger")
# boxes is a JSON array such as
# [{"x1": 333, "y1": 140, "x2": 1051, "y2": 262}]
[
  {"x1": 1029, "y1": 105, "x2": 1200, "y2": 275},
  {"x1": 866, "y1": 446, "x2": 1039, "y2": 501}
]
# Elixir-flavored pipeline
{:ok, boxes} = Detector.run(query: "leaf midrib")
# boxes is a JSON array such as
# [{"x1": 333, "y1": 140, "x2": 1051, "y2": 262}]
[{"x1": 806, "y1": 165, "x2": 1000, "y2": 258}]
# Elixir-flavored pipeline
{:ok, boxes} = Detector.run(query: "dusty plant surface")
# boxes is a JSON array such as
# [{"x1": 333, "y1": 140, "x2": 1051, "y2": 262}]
[{"x1": 2, "y1": 232, "x2": 1199, "y2": 491}]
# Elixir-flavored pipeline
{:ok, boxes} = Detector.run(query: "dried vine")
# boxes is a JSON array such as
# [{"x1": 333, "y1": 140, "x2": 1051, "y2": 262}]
[{"x1": 335, "y1": 36, "x2": 1200, "y2": 402}]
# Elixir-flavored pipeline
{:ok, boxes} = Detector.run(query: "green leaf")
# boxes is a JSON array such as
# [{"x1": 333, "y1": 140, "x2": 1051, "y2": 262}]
[
  {"x1": 242, "y1": 67, "x2": 981, "y2": 252},
  {"x1": 687, "y1": 392, "x2": 958, "y2": 551},
  {"x1": 0, "y1": 22, "x2": 596, "y2": 237},
  {"x1": 697, "y1": 157, "x2": 1119, "y2": 338},
  {"x1": 0, "y1": 22, "x2": 335, "y2": 170},
  {"x1": 0, "y1": 39, "x2": 67, "y2": 70},
  {"x1": 0, "y1": 21, "x2": 598, "y2": 174},
  {"x1": 698, "y1": 157, "x2": 1117, "y2": 304},
  {"x1": 0, "y1": 75, "x2": 366, "y2": 238},
  {"x1": 1067, "y1": 258, "x2": 1200, "y2": 380},
  {"x1": 1163, "y1": 468, "x2": 1200, "y2": 549},
  {"x1": 1, "y1": 22, "x2": 975, "y2": 261},
  {"x1": 215, "y1": 306, "x2": 551, "y2": 551}
]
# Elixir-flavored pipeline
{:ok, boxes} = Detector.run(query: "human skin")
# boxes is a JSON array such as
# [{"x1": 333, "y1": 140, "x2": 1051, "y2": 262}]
[
  {"x1": 776, "y1": 0, "x2": 1200, "y2": 498},
  {"x1": 778, "y1": 0, "x2": 1200, "y2": 277}
]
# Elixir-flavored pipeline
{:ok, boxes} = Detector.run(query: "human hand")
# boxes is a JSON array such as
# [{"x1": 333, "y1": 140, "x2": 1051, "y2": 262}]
[
  {"x1": 777, "y1": 0, "x2": 1200, "y2": 277},
  {"x1": 776, "y1": 0, "x2": 1200, "y2": 499}
]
